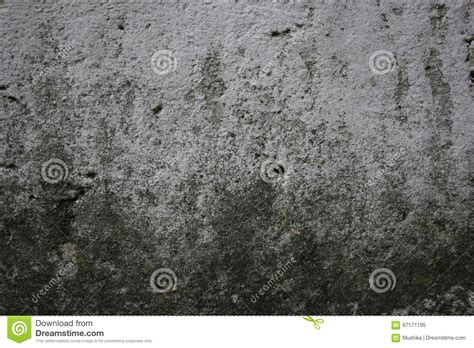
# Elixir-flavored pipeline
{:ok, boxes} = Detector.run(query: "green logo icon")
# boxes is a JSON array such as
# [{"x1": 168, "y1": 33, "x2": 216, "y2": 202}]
[
  {"x1": 303, "y1": 316, "x2": 324, "y2": 330},
  {"x1": 392, "y1": 321, "x2": 400, "y2": 330},
  {"x1": 7, "y1": 316, "x2": 32, "y2": 343},
  {"x1": 392, "y1": 333, "x2": 401, "y2": 343}
]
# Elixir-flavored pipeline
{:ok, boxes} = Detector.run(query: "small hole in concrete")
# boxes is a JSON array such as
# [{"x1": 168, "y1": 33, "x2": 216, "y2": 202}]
[
  {"x1": 271, "y1": 28, "x2": 290, "y2": 37},
  {"x1": 118, "y1": 24, "x2": 124, "y2": 30},
  {"x1": 152, "y1": 104, "x2": 163, "y2": 114}
]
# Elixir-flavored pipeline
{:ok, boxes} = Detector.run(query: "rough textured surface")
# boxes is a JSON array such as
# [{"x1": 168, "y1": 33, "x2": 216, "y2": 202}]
[{"x1": 1, "y1": 0, "x2": 473, "y2": 315}]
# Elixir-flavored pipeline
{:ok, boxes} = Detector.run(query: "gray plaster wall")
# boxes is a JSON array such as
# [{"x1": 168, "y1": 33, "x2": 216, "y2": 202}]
[{"x1": 1, "y1": 0, "x2": 473, "y2": 315}]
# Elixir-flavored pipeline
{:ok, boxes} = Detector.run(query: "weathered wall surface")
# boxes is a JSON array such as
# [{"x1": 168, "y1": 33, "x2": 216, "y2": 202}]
[{"x1": 1, "y1": 0, "x2": 473, "y2": 315}]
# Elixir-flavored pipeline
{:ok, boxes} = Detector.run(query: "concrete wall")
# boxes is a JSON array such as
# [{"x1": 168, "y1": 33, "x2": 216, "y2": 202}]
[{"x1": 1, "y1": 0, "x2": 473, "y2": 315}]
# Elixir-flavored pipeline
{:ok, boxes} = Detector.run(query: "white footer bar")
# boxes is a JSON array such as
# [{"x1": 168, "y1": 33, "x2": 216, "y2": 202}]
[{"x1": 1, "y1": 316, "x2": 472, "y2": 347}]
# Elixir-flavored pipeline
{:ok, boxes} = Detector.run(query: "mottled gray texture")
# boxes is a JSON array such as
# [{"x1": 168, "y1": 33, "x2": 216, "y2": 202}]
[{"x1": 1, "y1": 0, "x2": 473, "y2": 315}]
